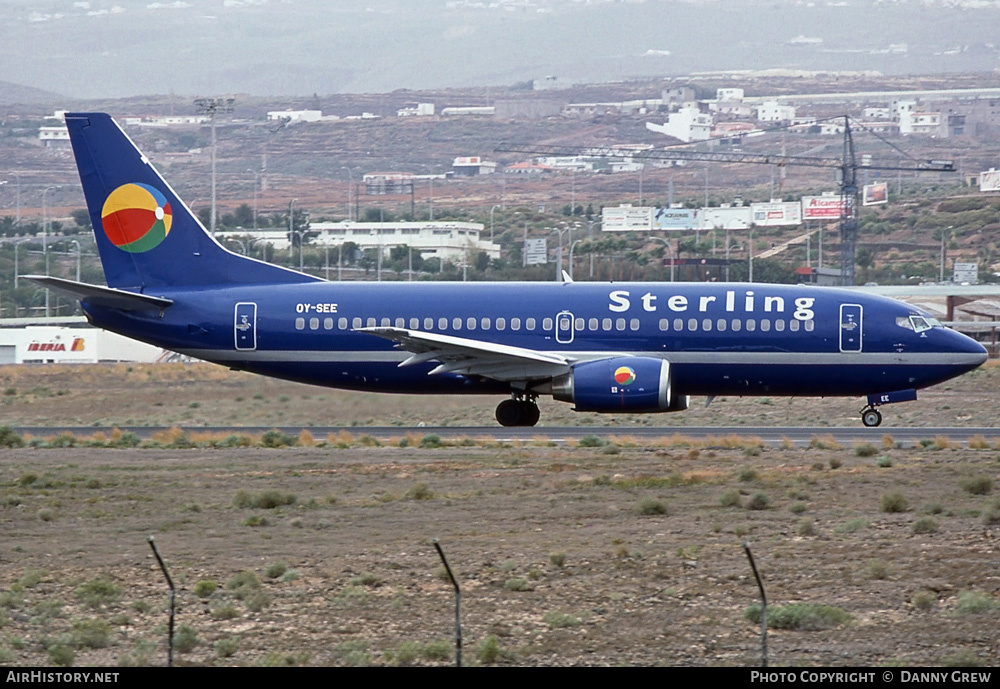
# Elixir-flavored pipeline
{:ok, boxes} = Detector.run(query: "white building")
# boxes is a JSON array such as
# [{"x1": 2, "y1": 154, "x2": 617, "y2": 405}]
[
  {"x1": 397, "y1": 102, "x2": 435, "y2": 117},
  {"x1": 899, "y1": 110, "x2": 942, "y2": 135},
  {"x1": 0, "y1": 324, "x2": 164, "y2": 364},
  {"x1": 757, "y1": 101, "x2": 796, "y2": 122},
  {"x1": 38, "y1": 126, "x2": 69, "y2": 146},
  {"x1": 222, "y1": 221, "x2": 501, "y2": 263},
  {"x1": 645, "y1": 106, "x2": 712, "y2": 143},
  {"x1": 267, "y1": 110, "x2": 323, "y2": 123},
  {"x1": 716, "y1": 88, "x2": 745, "y2": 101}
]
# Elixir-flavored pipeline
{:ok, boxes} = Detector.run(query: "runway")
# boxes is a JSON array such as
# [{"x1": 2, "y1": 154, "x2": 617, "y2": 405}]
[{"x1": 13, "y1": 425, "x2": 1000, "y2": 447}]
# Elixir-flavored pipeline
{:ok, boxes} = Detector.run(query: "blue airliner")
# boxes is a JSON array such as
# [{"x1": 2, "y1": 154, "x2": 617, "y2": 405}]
[{"x1": 27, "y1": 113, "x2": 988, "y2": 427}]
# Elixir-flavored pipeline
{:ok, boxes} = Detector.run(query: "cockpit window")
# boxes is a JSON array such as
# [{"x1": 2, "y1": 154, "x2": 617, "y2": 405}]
[{"x1": 897, "y1": 315, "x2": 942, "y2": 332}]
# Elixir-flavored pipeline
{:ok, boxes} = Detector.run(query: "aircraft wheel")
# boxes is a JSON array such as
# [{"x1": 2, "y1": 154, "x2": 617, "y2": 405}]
[
  {"x1": 520, "y1": 401, "x2": 540, "y2": 427},
  {"x1": 496, "y1": 399, "x2": 522, "y2": 427},
  {"x1": 861, "y1": 408, "x2": 882, "y2": 428}
]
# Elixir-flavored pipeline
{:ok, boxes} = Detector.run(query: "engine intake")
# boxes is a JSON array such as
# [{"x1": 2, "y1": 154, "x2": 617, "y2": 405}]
[{"x1": 551, "y1": 356, "x2": 686, "y2": 413}]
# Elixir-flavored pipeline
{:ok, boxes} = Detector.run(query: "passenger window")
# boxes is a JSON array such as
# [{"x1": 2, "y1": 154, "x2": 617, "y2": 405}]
[
  {"x1": 659, "y1": 318, "x2": 669, "y2": 331},
  {"x1": 760, "y1": 319, "x2": 770, "y2": 332},
  {"x1": 717, "y1": 318, "x2": 727, "y2": 332},
  {"x1": 339, "y1": 317, "x2": 348, "y2": 329},
  {"x1": 295, "y1": 317, "x2": 305, "y2": 330},
  {"x1": 395, "y1": 317, "x2": 405, "y2": 328},
  {"x1": 702, "y1": 318, "x2": 712, "y2": 332},
  {"x1": 775, "y1": 320, "x2": 785, "y2": 332},
  {"x1": 673, "y1": 318, "x2": 684, "y2": 331},
  {"x1": 309, "y1": 318, "x2": 320, "y2": 330},
  {"x1": 542, "y1": 318, "x2": 552, "y2": 331},
  {"x1": 366, "y1": 317, "x2": 376, "y2": 327},
  {"x1": 439, "y1": 317, "x2": 448, "y2": 330},
  {"x1": 467, "y1": 317, "x2": 476, "y2": 330},
  {"x1": 526, "y1": 318, "x2": 536, "y2": 330},
  {"x1": 409, "y1": 318, "x2": 419, "y2": 329},
  {"x1": 746, "y1": 319, "x2": 756, "y2": 332},
  {"x1": 590, "y1": 318, "x2": 599, "y2": 331},
  {"x1": 424, "y1": 317, "x2": 434, "y2": 330},
  {"x1": 324, "y1": 318, "x2": 334, "y2": 330},
  {"x1": 616, "y1": 318, "x2": 626, "y2": 331},
  {"x1": 381, "y1": 317, "x2": 390, "y2": 327},
  {"x1": 603, "y1": 318, "x2": 612, "y2": 331},
  {"x1": 687, "y1": 318, "x2": 698, "y2": 331},
  {"x1": 496, "y1": 317, "x2": 506, "y2": 330},
  {"x1": 575, "y1": 318, "x2": 584, "y2": 331},
  {"x1": 511, "y1": 318, "x2": 521, "y2": 330},
  {"x1": 789, "y1": 320, "x2": 800, "y2": 332},
  {"x1": 804, "y1": 320, "x2": 815, "y2": 332},
  {"x1": 630, "y1": 318, "x2": 640, "y2": 331},
  {"x1": 482, "y1": 317, "x2": 491, "y2": 330},
  {"x1": 353, "y1": 317, "x2": 362, "y2": 329},
  {"x1": 453, "y1": 317, "x2": 462, "y2": 330},
  {"x1": 731, "y1": 319, "x2": 741, "y2": 332}
]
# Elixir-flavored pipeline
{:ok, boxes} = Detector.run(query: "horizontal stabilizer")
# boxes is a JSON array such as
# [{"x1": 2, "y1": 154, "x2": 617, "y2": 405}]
[{"x1": 22, "y1": 275, "x2": 173, "y2": 311}]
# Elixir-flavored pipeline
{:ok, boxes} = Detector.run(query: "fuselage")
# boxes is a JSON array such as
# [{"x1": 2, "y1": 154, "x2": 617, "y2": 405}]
[{"x1": 82, "y1": 280, "x2": 987, "y2": 399}]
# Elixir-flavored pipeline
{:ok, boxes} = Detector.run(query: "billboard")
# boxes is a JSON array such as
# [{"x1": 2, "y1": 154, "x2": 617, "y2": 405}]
[
  {"x1": 524, "y1": 238, "x2": 547, "y2": 265},
  {"x1": 980, "y1": 169, "x2": 1000, "y2": 193},
  {"x1": 750, "y1": 202, "x2": 802, "y2": 227},
  {"x1": 652, "y1": 207, "x2": 699, "y2": 230},
  {"x1": 953, "y1": 262, "x2": 978, "y2": 284},
  {"x1": 862, "y1": 182, "x2": 888, "y2": 206},
  {"x1": 700, "y1": 206, "x2": 752, "y2": 230},
  {"x1": 602, "y1": 206, "x2": 653, "y2": 231},
  {"x1": 802, "y1": 194, "x2": 847, "y2": 220}
]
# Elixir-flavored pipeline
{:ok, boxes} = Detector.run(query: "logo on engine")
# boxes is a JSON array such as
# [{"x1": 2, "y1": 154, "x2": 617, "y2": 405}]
[{"x1": 614, "y1": 366, "x2": 636, "y2": 386}]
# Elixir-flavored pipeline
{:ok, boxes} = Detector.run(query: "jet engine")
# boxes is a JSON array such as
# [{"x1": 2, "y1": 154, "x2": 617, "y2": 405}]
[{"x1": 550, "y1": 356, "x2": 688, "y2": 413}]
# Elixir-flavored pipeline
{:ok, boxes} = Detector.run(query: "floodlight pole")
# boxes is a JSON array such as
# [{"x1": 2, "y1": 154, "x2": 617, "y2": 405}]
[{"x1": 194, "y1": 98, "x2": 236, "y2": 236}]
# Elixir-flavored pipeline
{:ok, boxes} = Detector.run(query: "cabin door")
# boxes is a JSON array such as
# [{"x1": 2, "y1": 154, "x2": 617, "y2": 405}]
[
  {"x1": 235, "y1": 302, "x2": 258, "y2": 351},
  {"x1": 839, "y1": 303, "x2": 863, "y2": 353},
  {"x1": 555, "y1": 310, "x2": 575, "y2": 344}
]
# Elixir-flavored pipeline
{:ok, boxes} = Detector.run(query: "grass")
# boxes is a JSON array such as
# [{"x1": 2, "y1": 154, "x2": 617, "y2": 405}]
[
  {"x1": 635, "y1": 497, "x2": 667, "y2": 515},
  {"x1": 75, "y1": 576, "x2": 121, "y2": 609},
  {"x1": 954, "y1": 590, "x2": 998, "y2": 616},
  {"x1": 960, "y1": 476, "x2": 993, "y2": 496},
  {"x1": 881, "y1": 491, "x2": 909, "y2": 513},
  {"x1": 744, "y1": 602, "x2": 852, "y2": 631}
]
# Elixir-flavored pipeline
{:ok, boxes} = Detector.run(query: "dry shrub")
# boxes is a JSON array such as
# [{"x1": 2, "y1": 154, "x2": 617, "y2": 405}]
[{"x1": 297, "y1": 429, "x2": 316, "y2": 447}]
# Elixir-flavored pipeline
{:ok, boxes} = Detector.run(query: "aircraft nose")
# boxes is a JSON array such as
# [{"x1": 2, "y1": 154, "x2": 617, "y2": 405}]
[{"x1": 949, "y1": 329, "x2": 988, "y2": 366}]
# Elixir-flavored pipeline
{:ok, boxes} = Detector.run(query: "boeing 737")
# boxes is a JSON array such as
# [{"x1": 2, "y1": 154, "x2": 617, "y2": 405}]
[{"x1": 26, "y1": 113, "x2": 988, "y2": 427}]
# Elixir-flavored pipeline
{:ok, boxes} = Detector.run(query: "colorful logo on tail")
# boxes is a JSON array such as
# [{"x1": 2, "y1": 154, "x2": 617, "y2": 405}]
[
  {"x1": 614, "y1": 366, "x2": 636, "y2": 386},
  {"x1": 101, "y1": 183, "x2": 172, "y2": 253}
]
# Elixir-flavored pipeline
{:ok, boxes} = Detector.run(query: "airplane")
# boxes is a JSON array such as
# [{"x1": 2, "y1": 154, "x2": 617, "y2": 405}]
[{"x1": 26, "y1": 112, "x2": 988, "y2": 428}]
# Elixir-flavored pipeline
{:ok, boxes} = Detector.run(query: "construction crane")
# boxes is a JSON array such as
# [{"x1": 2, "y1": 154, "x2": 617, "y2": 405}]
[{"x1": 495, "y1": 116, "x2": 956, "y2": 285}]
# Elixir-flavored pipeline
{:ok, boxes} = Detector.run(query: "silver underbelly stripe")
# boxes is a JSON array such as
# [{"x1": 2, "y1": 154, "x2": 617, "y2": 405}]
[{"x1": 180, "y1": 348, "x2": 985, "y2": 367}]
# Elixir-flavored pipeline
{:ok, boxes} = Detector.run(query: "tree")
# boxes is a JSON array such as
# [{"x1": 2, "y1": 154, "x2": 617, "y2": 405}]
[
  {"x1": 233, "y1": 203, "x2": 254, "y2": 227},
  {"x1": 474, "y1": 251, "x2": 490, "y2": 272},
  {"x1": 70, "y1": 209, "x2": 91, "y2": 230}
]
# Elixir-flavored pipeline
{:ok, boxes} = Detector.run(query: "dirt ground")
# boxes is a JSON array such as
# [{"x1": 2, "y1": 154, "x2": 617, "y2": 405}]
[{"x1": 0, "y1": 363, "x2": 999, "y2": 667}]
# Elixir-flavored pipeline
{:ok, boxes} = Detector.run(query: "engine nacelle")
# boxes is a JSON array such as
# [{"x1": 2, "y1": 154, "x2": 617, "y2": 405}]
[{"x1": 551, "y1": 356, "x2": 686, "y2": 413}]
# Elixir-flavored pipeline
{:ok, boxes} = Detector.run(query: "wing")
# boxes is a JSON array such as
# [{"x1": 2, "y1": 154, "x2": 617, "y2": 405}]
[{"x1": 357, "y1": 326, "x2": 573, "y2": 381}]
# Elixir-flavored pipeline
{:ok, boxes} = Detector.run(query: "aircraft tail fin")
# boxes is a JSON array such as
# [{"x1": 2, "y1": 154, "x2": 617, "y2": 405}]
[{"x1": 65, "y1": 112, "x2": 319, "y2": 290}]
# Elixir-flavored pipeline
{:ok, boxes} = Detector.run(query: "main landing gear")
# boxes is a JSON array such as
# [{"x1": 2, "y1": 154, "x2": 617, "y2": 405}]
[{"x1": 496, "y1": 395, "x2": 540, "y2": 427}]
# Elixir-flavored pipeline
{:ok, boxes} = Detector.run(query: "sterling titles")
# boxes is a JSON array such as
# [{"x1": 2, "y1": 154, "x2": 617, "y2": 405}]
[{"x1": 608, "y1": 289, "x2": 816, "y2": 321}]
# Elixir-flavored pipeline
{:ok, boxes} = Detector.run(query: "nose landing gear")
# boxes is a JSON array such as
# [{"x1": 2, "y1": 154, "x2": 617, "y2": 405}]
[
  {"x1": 860, "y1": 406, "x2": 883, "y2": 428},
  {"x1": 496, "y1": 394, "x2": 540, "y2": 427}
]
